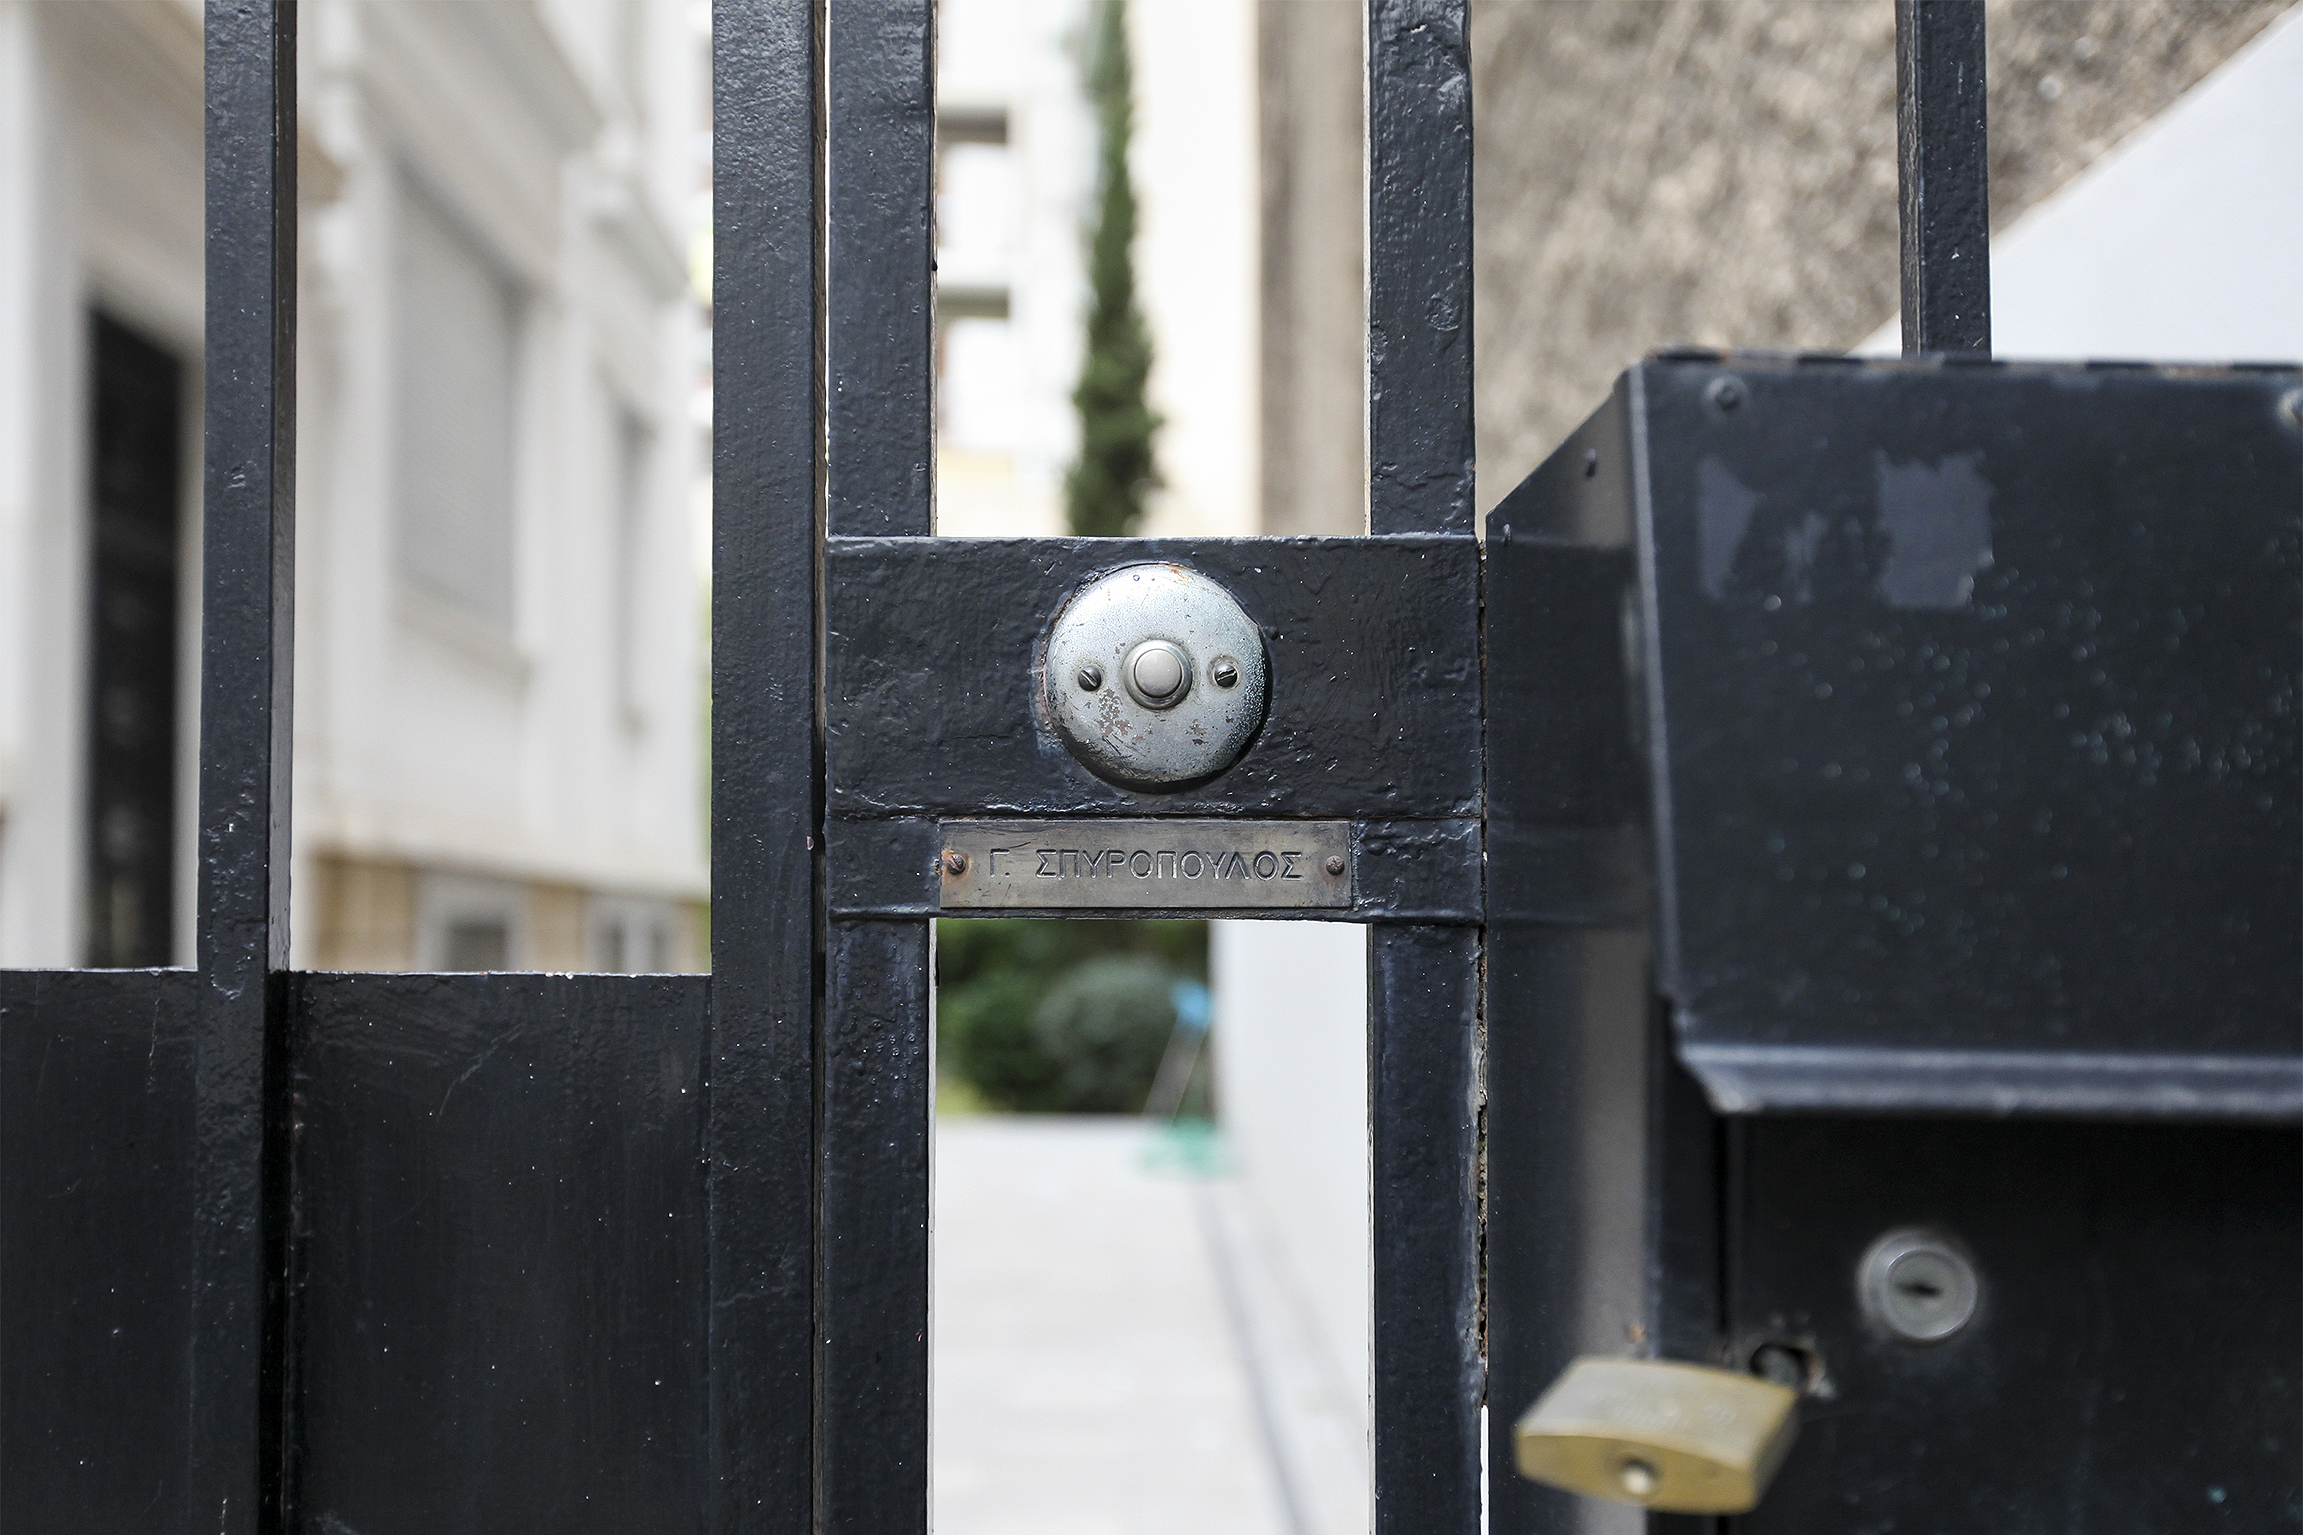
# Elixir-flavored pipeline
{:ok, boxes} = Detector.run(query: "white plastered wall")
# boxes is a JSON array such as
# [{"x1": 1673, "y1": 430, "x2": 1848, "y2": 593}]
[
  {"x1": 0, "y1": 0, "x2": 708, "y2": 968},
  {"x1": 1132, "y1": 0, "x2": 1259, "y2": 539},
  {"x1": 1860, "y1": 4, "x2": 2303, "y2": 363},
  {"x1": 1210, "y1": 920, "x2": 1373, "y2": 1459},
  {"x1": 935, "y1": 0, "x2": 1092, "y2": 539},
  {"x1": 289, "y1": 0, "x2": 708, "y2": 963}
]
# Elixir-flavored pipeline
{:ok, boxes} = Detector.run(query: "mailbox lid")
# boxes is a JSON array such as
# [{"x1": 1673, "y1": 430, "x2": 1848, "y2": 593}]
[{"x1": 1628, "y1": 357, "x2": 2302, "y2": 1118}]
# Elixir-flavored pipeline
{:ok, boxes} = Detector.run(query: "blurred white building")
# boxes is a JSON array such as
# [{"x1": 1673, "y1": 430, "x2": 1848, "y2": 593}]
[
  {"x1": 929, "y1": 2, "x2": 1372, "y2": 1530},
  {"x1": 0, "y1": 0, "x2": 710, "y2": 972},
  {"x1": 934, "y1": 0, "x2": 1090, "y2": 537},
  {"x1": 934, "y1": 0, "x2": 1258, "y2": 541}
]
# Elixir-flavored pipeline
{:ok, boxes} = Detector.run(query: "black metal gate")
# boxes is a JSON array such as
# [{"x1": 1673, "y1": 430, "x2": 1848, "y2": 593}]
[{"x1": 3, "y1": 2, "x2": 2297, "y2": 1532}]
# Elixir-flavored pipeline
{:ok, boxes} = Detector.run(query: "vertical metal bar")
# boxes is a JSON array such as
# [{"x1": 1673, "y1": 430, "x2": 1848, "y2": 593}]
[
  {"x1": 1366, "y1": 3, "x2": 1481, "y2": 1530},
  {"x1": 1896, "y1": 0, "x2": 1991, "y2": 355},
  {"x1": 710, "y1": 1, "x2": 824, "y2": 1530},
  {"x1": 827, "y1": 0, "x2": 936, "y2": 539},
  {"x1": 1367, "y1": 0, "x2": 1473, "y2": 538},
  {"x1": 816, "y1": 920, "x2": 932, "y2": 1532},
  {"x1": 1368, "y1": 924, "x2": 1484, "y2": 1531},
  {"x1": 819, "y1": 2, "x2": 936, "y2": 1528},
  {"x1": 196, "y1": 2, "x2": 296, "y2": 1531}
]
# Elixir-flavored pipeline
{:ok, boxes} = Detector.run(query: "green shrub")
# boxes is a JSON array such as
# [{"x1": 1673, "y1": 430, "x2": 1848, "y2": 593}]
[
  {"x1": 1066, "y1": 0, "x2": 1159, "y2": 538},
  {"x1": 937, "y1": 919, "x2": 1205, "y2": 1112},
  {"x1": 939, "y1": 965, "x2": 1058, "y2": 1110},
  {"x1": 1028, "y1": 956, "x2": 1179, "y2": 1113}
]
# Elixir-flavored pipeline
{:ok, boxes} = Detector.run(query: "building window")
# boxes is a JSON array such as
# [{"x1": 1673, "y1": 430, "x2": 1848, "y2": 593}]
[
  {"x1": 394, "y1": 177, "x2": 519, "y2": 626},
  {"x1": 590, "y1": 893, "x2": 675, "y2": 973},
  {"x1": 84, "y1": 313, "x2": 184, "y2": 967},
  {"x1": 441, "y1": 918, "x2": 510, "y2": 972},
  {"x1": 935, "y1": 107, "x2": 1018, "y2": 458},
  {"x1": 415, "y1": 871, "x2": 525, "y2": 972}
]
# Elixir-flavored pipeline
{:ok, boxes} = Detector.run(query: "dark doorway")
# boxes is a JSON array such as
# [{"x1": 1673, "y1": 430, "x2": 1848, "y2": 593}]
[{"x1": 84, "y1": 312, "x2": 185, "y2": 968}]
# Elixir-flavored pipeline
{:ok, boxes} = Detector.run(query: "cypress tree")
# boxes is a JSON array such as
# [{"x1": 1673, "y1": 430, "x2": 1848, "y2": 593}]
[{"x1": 1066, "y1": 0, "x2": 1159, "y2": 538}]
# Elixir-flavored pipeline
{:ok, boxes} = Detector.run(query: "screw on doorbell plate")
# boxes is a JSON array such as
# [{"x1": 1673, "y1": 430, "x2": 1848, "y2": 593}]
[
  {"x1": 1041, "y1": 563, "x2": 1268, "y2": 790},
  {"x1": 1857, "y1": 1228, "x2": 1979, "y2": 1343}
]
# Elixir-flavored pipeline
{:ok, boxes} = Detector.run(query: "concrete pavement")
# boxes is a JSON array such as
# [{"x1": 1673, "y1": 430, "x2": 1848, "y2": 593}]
[{"x1": 933, "y1": 1117, "x2": 1369, "y2": 1535}]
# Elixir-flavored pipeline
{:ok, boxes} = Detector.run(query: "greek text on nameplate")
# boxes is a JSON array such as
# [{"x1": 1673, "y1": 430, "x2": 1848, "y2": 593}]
[{"x1": 938, "y1": 821, "x2": 1351, "y2": 911}]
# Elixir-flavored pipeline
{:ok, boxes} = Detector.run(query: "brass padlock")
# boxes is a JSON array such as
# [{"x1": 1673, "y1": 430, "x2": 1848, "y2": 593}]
[{"x1": 1512, "y1": 1356, "x2": 1799, "y2": 1515}]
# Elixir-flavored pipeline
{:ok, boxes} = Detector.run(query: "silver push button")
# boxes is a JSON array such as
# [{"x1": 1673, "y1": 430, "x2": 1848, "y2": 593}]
[{"x1": 1125, "y1": 640, "x2": 1189, "y2": 707}]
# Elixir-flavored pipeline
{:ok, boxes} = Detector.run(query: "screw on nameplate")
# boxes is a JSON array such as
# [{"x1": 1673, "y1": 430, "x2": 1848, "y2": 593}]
[{"x1": 937, "y1": 820, "x2": 1352, "y2": 911}]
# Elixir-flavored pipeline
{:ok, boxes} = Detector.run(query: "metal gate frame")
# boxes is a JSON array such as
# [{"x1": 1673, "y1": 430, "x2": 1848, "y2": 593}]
[
  {"x1": 8, "y1": 1, "x2": 2215, "y2": 1532},
  {"x1": 3, "y1": 0, "x2": 1479, "y2": 1528},
  {"x1": 719, "y1": 1, "x2": 1485, "y2": 1525}
]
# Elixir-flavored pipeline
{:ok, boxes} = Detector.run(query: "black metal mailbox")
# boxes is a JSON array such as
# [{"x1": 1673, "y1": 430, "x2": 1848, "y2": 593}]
[{"x1": 1486, "y1": 353, "x2": 2303, "y2": 1531}]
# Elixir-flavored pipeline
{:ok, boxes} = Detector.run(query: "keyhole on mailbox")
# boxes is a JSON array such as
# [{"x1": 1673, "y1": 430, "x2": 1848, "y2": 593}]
[{"x1": 1858, "y1": 1229, "x2": 1980, "y2": 1344}]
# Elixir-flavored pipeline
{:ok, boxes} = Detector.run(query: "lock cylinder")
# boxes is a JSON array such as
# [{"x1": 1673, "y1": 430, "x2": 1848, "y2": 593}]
[{"x1": 1513, "y1": 1356, "x2": 1799, "y2": 1515}]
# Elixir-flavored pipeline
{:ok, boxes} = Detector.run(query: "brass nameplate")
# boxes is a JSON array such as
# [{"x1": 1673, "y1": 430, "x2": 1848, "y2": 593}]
[{"x1": 938, "y1": 820, "x2": 1351, "y2": 911}]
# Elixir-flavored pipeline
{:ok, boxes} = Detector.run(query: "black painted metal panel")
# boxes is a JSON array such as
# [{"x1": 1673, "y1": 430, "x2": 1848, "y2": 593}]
[
  {"x1": 825, "y1": 536, "x2": 1481, "y2": 818},
  {"x1": 1483, "y1": 518, "x2": 1714, "y2": 1535},
  {"x1": 1481, "y1": 539, "x2": 1644, "y2": 932},
  {"x1": 0, "y1": 970, "x2": 199, "y2": 1530},
  {"x1": 1485, "y1": 358, "x2": 2303, "y2": 1532},
  {"x1": 1733, "y1": 1118, "x2": 2302, "y2": 1532},
  {"x1": 710, "y1": 3, "x2": 824, "y2": 1529},
  {"x1": 1625, "y1": 358, "x2": 2303, "y2": 1116},
  {"x1": 816, "y1": 922, "x2": 931, "y2": 1534},
  {"x1": 1896, "y1": 0, "x2": 1990, "y2": 355},
  {"x1": 1367, "y1": 925, "x2": 1484, "y2": 1530},
  {"x1": 1367, "y1": 0, "x2": 1474, "y2": 539},
  {"x1": 198, "y1": 5, "x2": 298, "y2": 1529},
  {"x1": 827, "y1": 0, "x2": 934, "y2": 540},
  {"x1": 1365, "y1": 2, "x2": 1482, "y2": 1526},
  {"x1": 819, "y1": 4, "x2": 936, "y2": 1524},
  {"x1": 288, "y1": 973, "x2": 709, "y2": 1534}
]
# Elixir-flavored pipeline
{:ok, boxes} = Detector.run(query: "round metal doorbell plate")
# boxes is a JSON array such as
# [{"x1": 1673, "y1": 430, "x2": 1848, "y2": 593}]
[{"x1": 1042, "y1": 564, "x2": 1268, "y2": 790}]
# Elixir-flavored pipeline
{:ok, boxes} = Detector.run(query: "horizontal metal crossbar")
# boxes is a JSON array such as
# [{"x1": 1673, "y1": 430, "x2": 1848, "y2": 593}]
[{"x1": 824, "y1": 535, "x2": 1481, "y2": 819}]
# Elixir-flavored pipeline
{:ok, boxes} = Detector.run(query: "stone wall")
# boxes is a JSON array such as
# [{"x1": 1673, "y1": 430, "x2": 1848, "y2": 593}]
[
  {"x1": 1257, "y1": 0, "x2": 2296, "y2": 534},
  {"x1": 1475, "y1": 0, "x2": 2293, "y2": 502},
  {"x1": 1258, "y1": 0, "x2": 1369, "y2": 537}
]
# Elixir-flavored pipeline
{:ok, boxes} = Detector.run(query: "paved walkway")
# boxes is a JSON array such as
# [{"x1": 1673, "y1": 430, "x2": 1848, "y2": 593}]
[{"x1": 934, "y1": 1117, "x2": 1369, "y2": 1535}]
